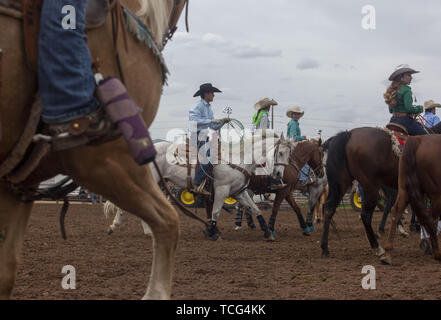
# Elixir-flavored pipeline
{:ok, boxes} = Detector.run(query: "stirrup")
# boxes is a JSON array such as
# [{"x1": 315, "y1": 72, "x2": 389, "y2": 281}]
[
  {"x1": 269, "y1": 183, "x2": 287, "y2": 190},
  {"x1": 37, "y1": 108, "x2": 120, "y2": 152},
  {"x1": 190, "y1": 179, "x2": 211, "y2": 196}
]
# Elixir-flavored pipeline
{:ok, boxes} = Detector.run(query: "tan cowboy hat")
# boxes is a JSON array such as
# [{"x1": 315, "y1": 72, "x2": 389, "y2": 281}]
[
  {"x1": 286, "y1": 106, "x2": 304, "y2": 118},
  {"x1": 253, "y1": 98, "x2": 278, "y2": 111},
  {"x1": 424, "y1": 100, "x2": 441, "y2": 110},
  {"x1": 388, "y1": 64, "x2": 419, "y2": 81}
]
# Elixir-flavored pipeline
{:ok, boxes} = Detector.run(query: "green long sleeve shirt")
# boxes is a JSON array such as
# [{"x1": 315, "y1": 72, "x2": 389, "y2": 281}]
[
  {"x1": 287, "y1": 119, "x2": 304, "y2": 142},
  {"x1": 389, "y1": 85, "x2": 423, "y2": 114}
]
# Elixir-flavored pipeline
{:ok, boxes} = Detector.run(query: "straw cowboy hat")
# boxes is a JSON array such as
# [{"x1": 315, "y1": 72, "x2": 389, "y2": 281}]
[
  {"x1": 286, "y1": 106, "x2": 304, "y2": 118},
  {"x1": 388, "y1": 65, "x2": 420, "y2": 81},
  {"x1": 424, "y1": 100, "x2": 441, "y2": 110},
  {"x1": 193, "y1": 83, "x2": 222, "y2": 97},
  {"x1": 253, "y1": 98, "x2": 278, "y2": 111}
]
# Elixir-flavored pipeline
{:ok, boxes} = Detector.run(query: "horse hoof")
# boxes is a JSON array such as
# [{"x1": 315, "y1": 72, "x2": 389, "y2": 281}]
[
  {"x1": 375, "y1": 246, "x2": 385, "y2": 257},
  {"x1": 266, "y1": 230, "x2": 276, "y2": 241},
  {"x1": 107, "y1": 228, "x2": 113, "y2": 235},
  {"x1": 321, "y1": 250, "x2": 330, "y2": 258},
  {"x1": 234, "y1": 226, "x2": 243, "y2": 232},
  {"x1": 210, "y1": 233, "x2": 220, "y2": 241},
  {"x1": 248, "y1": 224, "x2": 257, "y2": 230},
  {"x1": 264, "y1": 230, "x2": 274, "y2": 240},
  {"x1": 380, "y1": 255, "x2": 392, "y2": 265}
]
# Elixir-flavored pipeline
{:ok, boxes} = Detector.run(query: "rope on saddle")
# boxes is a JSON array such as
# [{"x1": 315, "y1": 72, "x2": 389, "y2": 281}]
[
  {"x1": 377, "y1": 127, "x2": 402, "y2": 157},
  {"x1": 152, "y1": 160, "x2": 209, "y2": 229}
]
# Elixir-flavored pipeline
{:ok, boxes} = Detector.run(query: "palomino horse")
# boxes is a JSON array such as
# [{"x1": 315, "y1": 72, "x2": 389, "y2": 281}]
[
  {"x1": 270, "y1": 136, "x2": 325, "y2": 237},
  {"x1": 0, "y1": 0, "x2": 188, "y2": 299},
  {"x1": 381, "y1": 135, "x2": 441, "y2": 264}
]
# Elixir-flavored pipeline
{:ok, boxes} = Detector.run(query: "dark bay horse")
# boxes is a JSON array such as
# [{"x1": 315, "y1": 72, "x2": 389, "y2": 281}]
[
  {"x1": 382, "y1": 135, "x2": 441, "y2": 264},
  {"x1": 321, "y1": 127, "x2": 400, "y2": 258}
]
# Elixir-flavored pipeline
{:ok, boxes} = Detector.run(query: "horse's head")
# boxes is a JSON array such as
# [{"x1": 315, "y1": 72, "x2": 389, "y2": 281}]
[
  {"x1": 272, "y1": 134, "x2": 296, "y2": 180},
  {"x1": 308, "y1": 139, "x2": 325, "y2": 179}
]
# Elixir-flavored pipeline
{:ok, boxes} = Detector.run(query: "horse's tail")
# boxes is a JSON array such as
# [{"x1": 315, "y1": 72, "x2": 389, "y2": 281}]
[
  {"x1": 324, "y1": 131, "x2": 352, "y2": 210},
  {"x1": 103, "y1": 200, "x2": 119, "y2": 219},
  {"x1": 401, "y1": 137, "x2": 425, "y2": 216}
]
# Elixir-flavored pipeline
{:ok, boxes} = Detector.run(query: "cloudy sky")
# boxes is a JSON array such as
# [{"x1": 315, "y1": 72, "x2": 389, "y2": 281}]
[{"x1": 151, "y1": 0, "x2": 441, "y2": 141}]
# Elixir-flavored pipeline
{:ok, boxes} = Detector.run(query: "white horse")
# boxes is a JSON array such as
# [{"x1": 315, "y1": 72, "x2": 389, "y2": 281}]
[
  {"x1": 105, "y1": 130, "x2": 278, "y2": 240},
  {"x1": 104, "y1": 201, "x2": 152, "y2": 236}
]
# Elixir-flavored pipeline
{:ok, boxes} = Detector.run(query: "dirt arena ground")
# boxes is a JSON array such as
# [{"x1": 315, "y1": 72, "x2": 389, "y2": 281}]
[{"x1": 11, "y1": 202, "x2": 441, "y2": 300}]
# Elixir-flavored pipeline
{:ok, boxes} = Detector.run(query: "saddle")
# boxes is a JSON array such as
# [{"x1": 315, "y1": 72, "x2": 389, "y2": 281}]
[
  {"x1": 0, "y1": 0, "x2": 111, "y2": 71},
  {"x1": 386, "y1": 122, "x2": 408, "y2": 146}
]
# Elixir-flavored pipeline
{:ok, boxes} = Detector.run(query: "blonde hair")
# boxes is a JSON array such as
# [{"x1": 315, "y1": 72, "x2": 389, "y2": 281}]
[{"x1": 384, "y1": 80, "x2": 403, "y2": 110}]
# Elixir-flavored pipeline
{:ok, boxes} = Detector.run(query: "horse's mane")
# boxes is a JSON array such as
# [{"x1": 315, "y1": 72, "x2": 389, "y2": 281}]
[{"x1": 136, "y1": 0, "x2": 171, "y2": 46}]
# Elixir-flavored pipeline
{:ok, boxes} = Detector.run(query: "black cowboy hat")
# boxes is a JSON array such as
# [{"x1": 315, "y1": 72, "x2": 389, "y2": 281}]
[
  {"x1": 388, "y1": 66, "x2": 420, "y2": 81},
  {"x1": 193, "y1": 83, "x2": 222, "y2": 97}
]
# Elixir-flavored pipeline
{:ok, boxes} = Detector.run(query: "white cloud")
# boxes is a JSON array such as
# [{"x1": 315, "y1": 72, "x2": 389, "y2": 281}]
[{"x1": 296, "y1": 58, "x2": 319, "y2": 70}]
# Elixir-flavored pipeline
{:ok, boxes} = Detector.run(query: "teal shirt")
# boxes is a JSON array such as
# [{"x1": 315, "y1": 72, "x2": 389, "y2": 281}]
[
  {"x1": 287, "y1": 119, "x2": 304, "y2": 141},
  {"x1": 389, "y1": 85, "x2": 423, "y2": 114}
]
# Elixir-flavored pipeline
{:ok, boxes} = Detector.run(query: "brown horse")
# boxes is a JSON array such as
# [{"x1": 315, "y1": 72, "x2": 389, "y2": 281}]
[
  {"x1": 381, "y1": 135, "x2": 441, "y2": 264},
  {"x1": 269, "y1": 136, "x2": 325, "y2": 237},
  {"x1": 0, "y1": 0, "x2": 187, "y2": 299},
  {"x1": 321, "y1": 127, "x2": 401, "y2": 258}
]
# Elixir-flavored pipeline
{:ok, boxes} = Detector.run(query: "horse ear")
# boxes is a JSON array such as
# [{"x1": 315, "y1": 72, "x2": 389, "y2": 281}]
[{"x1": 280, "y1": 132, "x2": 285, "y2": 142}]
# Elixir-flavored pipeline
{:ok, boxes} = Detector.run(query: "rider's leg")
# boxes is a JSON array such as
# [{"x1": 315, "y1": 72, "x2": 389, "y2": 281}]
[
  {"x1": 299, "y1": 164, "x2": 310, "y2": 185},
  {"x1": 39, "y1": 0, "x2": 99, "y2": 123}
]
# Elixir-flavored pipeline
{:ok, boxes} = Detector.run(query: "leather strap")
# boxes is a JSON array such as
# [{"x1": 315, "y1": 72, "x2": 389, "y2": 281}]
[
  {"x1": 393, "y1": 112, "x2": 408, "y2": 117},
  {"x1": 22, "y1": 0, "x2": 43, "y2": 72}
]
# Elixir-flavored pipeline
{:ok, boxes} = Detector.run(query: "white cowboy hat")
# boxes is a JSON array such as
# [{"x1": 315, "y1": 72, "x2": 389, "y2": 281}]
[
  {"x1": 286, "y1": 106, "x2": 304, "y2": 118},
  {"x1": 424, "y1": 100, "x2": 441, "y2": 110},
  {"x1": 253, "y1": 98, "x2": 278, "y2": 111}
]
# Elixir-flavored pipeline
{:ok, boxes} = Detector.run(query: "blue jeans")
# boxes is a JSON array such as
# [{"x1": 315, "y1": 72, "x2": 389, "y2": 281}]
[
  {"x1": 194, "y1": 134, "x2": 213, "y2": 185},
  {"x1": 39, "y1": 0, "x2": 99, "y2": 123},
  {"x1": 390, "y1": 116, "x2": 428, "y2": 136},
  {"x1": 299, "y1": 164, "x2": 310, "y2": 182}
]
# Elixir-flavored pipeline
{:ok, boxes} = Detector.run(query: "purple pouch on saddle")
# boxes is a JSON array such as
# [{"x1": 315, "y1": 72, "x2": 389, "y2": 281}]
[{"x1": 97, "y1": 77, "x2": 156, "y2": 165}]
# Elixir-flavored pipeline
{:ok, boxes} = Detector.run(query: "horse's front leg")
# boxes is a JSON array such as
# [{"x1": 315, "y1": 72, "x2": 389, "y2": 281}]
[
  {"x1": 64, "y1": 148, "x2": 180, "y2": 300},
  {"x1": 0, "y1": 184, "x2": 33, "y2": 299},
  {"x1": 206, "y1": 185, "x2": 230, "y2": 241},
  {"x1": 235, "y1": 191, "x2": 273, "y2": 241},
  {"x1": 381, "y1": 189, "x2": 408, "y2": 265}
]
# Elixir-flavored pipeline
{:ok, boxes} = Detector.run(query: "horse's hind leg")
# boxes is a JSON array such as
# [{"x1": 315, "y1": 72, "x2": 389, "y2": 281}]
[
  {"x1": 359, "y1": 187, "x2": 384, "y2": 256},
  {"x1": 427, "y1": 197, "x2": 441, "y2": 261},
  {"x1": 0, "y1": 185, "x2": 33, "y2": 299},
  {"x1": 108, "y1": 208, "x2": 124, "y2": 235},
  {"x1": 285, "y1": 192, "x2": 309, "y2": 236}
]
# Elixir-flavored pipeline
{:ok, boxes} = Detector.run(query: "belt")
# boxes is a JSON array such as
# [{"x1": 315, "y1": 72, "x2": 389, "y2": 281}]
[{"x1": 392, "y1": 112, "x2": 408, "y2": 117}]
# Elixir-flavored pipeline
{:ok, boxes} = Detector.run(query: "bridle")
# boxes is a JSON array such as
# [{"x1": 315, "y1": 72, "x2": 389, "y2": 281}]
[
  {"x1": 111, "y1": 0, "x2": 190, "y2": 84},
  {"x1": 163, "y1": 0, "x2": 190, "y2": 47},
  {"x1": 274, "y1": 141, "x2": 325, "y2": 178}
]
